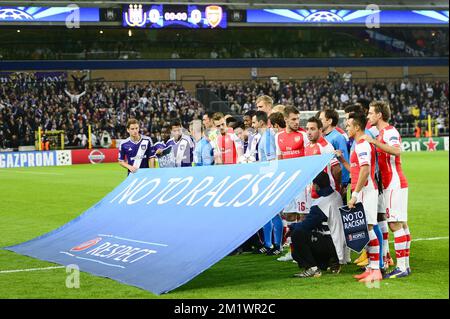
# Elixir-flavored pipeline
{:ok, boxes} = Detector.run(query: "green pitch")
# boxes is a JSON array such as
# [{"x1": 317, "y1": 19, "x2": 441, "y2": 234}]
[{"x1": 0, "y1": 152, "x2": 448, "y2": 299}]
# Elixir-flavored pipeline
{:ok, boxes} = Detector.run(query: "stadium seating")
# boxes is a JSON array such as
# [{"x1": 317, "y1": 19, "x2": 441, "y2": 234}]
[{"x1": 0, "y1": 72, "x2": 448, "y2": 150}]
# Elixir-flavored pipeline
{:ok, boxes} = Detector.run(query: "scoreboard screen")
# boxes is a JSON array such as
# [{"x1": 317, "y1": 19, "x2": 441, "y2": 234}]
[{"x1": 123, "y1": 4, "x2": 227, "y2": 29}]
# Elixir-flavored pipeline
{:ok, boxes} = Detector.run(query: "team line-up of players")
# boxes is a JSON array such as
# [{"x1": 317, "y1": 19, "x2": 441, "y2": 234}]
[{"x1": 118, "y1": 95, "x2": 411, "y2": 281}]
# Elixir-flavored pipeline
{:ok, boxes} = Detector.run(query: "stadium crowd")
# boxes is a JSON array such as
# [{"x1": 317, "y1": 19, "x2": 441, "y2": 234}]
[
  {"x1": 0, "y1": 71, "x2": 448, "y2": 150},
  {"x1": 0, "y1": 72, "x2": 205, "y2": 149},
  {"x1": 198, "y1": 75, "x2": 449, "y2": 123}
]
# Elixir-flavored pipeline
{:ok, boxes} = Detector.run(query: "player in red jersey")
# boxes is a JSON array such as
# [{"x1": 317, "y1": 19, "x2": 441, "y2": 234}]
[
  {"x1": 363, "y1": 101, "x2": 411, "y2": 279},
  {"x1": 304, "y1": 117, "x2": 348, "y2": 267},
  {"x1": 336, "y1": 112, "x2": 382, "y2": 283},
  {"x1": 275, "y1": 106, "x2": 309, "y2": 262},
  {"x1": 211, "y1": 112, "x2": 243, "y2": 165},
  {"x1": 304, "y1": 117, "x2": 341, "y2": 198},
  {"x1": 276, "y1": 106, "x2": 308, "y2": 160}
]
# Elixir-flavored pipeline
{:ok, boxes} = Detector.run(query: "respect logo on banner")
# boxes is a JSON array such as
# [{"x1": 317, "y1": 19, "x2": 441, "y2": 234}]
[{"x1": 339, "y1": 202, "x2": 369, "y2": 253}]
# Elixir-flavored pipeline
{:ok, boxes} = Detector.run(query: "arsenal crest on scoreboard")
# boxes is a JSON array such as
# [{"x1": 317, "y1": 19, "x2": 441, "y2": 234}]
[{"x1": 205, "y1": 5, "x2": 222, "y2": 28}]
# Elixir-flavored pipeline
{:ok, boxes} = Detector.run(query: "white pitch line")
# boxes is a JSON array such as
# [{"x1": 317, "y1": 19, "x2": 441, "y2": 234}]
[
  {"x1": 0, "y1": 266, "x2": 65, "y2": 274},
  {"x1": 411, "y1": 236, "x2": 448, "y2": 242}
]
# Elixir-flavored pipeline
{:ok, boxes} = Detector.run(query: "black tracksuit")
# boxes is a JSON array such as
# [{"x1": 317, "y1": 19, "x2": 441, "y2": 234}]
[{"x1": 290, "y1": 186, "x2": 338, "y2": 270}]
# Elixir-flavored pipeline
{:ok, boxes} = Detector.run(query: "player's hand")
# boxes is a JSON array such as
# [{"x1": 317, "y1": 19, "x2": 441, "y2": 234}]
[
  {"x1": 348, "y1": 196, "x2": 357, "y2": 209},
  {"x1": 361, "y1": 134, "x2": 376, "y2": 145},
  {"x1": 129, "y1": 166, "x2": 138, "y2": 173},
  {"x1": 334, "y1": 150, "x2": 343, "y2": 159}
]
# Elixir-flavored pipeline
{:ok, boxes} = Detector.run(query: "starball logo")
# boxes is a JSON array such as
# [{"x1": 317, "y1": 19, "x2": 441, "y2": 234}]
[
  {"x1": 71, "y1": 237, "x2": 103, "y2": 252},
  {"x1": 65, "y1": 236, "x2": 159, "y2": 267}
]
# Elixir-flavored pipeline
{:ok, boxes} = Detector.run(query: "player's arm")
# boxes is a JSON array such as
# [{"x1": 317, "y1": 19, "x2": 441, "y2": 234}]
[
  {"x1": 348, "y1": 165, "x2": 369, "y2": 208},
  {"x1": 338, "y1": 136, "x2": 350, "y2": 161},
  {"x1": 175, "y1": 139, "x2": 188, "y2": 167},
  {"x1": 212, "y1": 141, "x2": 222, "y2": 165},
  {"x1": 353, "y1": 166, "x2": 369, "y2": 194},
  {"x1": 335, "y1": 150, "x2": 351, "y2": 172},
  {"x1": 119, "y1": 159, "x2": 137, "y2": 173},
  {"x1": 214, "y1": 150, "x2": 223, "y2": 165},
  {"x1": 275, "y1": 133, "x2": 283, "y2": 160},
  {"x1": 348, "y1": 143, "x2": 371, "y2": 208},
  {"x1": 209, "y1": 137, "x2": 222, "y2": 165},
  {"x1": 118, "y1": 145, "x2": 137, "y2": 173},
  {"x1": 148, "y1": 157, "x2": 156, "y2": 168},
  {"x1": 266, "y1": 134, "x2": 277, "y2": 162},
  {"x1": 362, "y1": 135, "x2": 401, "y2": 157},
  {"x1": 331, "y1": 162, "x2": 342, "y2": 188},
  {"x1": 326, "y1": 144, "x2": 342, "y2": 187},
  {"x1": 203, "y1": 142, "x2": 215, "y2": 166},
  {"x1": 232, "y1": 134, "x2": 244, "y2": 159},
  {"x1": 147, "y1": 143, "x2": 156, "y2": 168},
  {"x1": 208, "y1": 131, "x2": 222, "y2": 165}
]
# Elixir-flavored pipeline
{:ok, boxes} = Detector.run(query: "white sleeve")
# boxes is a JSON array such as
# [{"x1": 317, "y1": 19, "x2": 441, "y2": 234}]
[
  {"x1": 302, "y1": 131, "x2": 309, "y2": 145},
  {"x1": 275, "y1": 132, "x2": 282, "y2": 157},
  {"x1": 355, "y1": 142, "x2": 370, "y2": 167},
  {"x1": 324, "y1": 143, "x2": 339, "y2": 167},
  {"x1": 368, "y1": 126, "x2": 379, "y2": 138},
  {"x1": 383, "y1": 128, "x2": 401, "y2": 147},
  {"x1": 175, "y1": 139, "x2": 188, "y2": 167},
  {"x1": 230, "y1": 133, "x2": 244, "y2": 157}
]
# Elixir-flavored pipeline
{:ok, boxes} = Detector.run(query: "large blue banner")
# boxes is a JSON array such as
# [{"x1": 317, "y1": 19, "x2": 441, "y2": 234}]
[{"x1": 5, "y1": 154, "x2": 333, "y2": 295}]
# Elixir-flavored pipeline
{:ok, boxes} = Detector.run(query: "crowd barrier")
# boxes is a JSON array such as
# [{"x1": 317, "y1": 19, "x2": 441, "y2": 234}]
[
  {"x1": 0, "y1": 138, "x2": 447, "y2": 169},
  {"x1": 0, "y1": 148, "x2": 118, "y2": 168},
  {"x1": 401, "y1": 137, "x2": 449, "y2": 152}
]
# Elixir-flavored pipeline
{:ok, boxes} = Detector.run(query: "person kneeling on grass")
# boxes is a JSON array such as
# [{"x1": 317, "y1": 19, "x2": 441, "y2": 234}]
[{"x1": 289, "y1": 171, "x2": 343, "y2": 278}]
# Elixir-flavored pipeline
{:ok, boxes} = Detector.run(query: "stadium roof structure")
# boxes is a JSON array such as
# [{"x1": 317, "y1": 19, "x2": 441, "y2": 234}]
[{"x1": 0, "y1": 0, "x2": 448, "y2": 10}]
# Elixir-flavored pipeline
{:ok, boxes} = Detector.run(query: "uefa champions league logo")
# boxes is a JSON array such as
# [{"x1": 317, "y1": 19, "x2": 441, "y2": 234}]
[
  {"x1": 262, "y1": 6, "x2": 383, "y2": 28},
  {"x1": 0, "y1": 8, "x2": 33, "y2": 20},
  {"x1": 304, "y1": 11, "x2": 343, "y2": 22},
  {"x1": 0, "y1": 6, "x2": 81, "y2": 28}
]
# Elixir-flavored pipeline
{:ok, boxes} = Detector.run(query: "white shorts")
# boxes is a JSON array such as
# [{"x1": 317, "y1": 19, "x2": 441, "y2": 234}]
[
  {"x1": 356, "y1": 188, "x2": 378, "y2": 225},
  {"x1": 377, "y1": 192, "x2": 385, "y2": 214},
  {"x1": 283, "y1": 187, "x2": 310, "y2": 214},
  {"x1": 384, "y1": 188, "x2": 408, "y2": 222}
]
